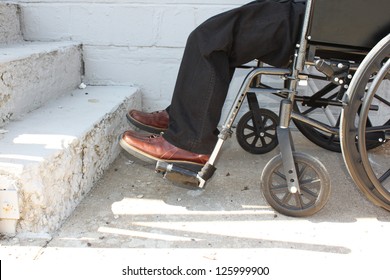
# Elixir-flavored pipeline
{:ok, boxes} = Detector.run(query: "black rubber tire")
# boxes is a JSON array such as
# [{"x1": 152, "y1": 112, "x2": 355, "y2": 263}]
[
  {"x1": 340, "y1": 33, "x2": 390, "y2": 210},
  {"x1": 236, "y1": 109, "x2": 279, "y2": 154},
  {"x1": 261, "y1": 152, "x2": 331, "y2": 217}
]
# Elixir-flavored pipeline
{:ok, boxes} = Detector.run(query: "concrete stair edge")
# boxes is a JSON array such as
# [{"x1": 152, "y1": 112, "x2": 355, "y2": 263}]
[
  {"x1": 0, "y1": 85, "x2": 142, "y2": 234},
  {"x1": 0, "y1": 41, "x2": 83, "y2": 127}
]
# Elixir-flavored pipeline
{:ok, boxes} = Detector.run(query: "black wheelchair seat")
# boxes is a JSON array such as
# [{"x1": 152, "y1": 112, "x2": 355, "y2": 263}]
[{"x1": 308, "y1": 0, "x2": 390, "y2": 50}]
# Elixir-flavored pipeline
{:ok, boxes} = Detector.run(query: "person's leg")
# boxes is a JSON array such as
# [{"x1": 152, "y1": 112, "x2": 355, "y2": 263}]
[
  {"x1": 163, "y1": 0, "x2": 305, "y2": 154},
  {"x1": 121, "y1": 0, "x2": 305, "y2": 165}
]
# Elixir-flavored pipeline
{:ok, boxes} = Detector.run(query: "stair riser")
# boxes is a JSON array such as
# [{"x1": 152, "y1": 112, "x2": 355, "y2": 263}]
[
  {"x1": 0, "y1": 88, "x2": 141, "y2": 234},
  {"x1": 0, "y1": 44, "x2": 82, "y2": 126},
  {"x1": 0, "y1": 3, "x2": 23, "y2": 44},
  {"x1": 21, "y1": 98, "x2": 139, "y2": 233}
]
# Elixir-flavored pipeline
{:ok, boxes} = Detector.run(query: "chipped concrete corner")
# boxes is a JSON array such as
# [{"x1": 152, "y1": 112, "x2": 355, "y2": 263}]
[
  {"x1": 0, "y1": 43, "x2": 83, "y2": 127},
  {"x1": 10, "y1": 92, "x2": 141, "y2": 234}
]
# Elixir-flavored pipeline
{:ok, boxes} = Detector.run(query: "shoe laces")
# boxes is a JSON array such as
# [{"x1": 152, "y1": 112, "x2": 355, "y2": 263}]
[{"x1": 148, "y1": 132, "x2": 164, "y2": 139}]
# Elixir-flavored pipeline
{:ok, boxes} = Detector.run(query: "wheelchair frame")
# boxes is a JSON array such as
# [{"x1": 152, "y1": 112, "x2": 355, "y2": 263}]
[{"x1": 156, "y1": 0, "x2": 390, "y2": 217}]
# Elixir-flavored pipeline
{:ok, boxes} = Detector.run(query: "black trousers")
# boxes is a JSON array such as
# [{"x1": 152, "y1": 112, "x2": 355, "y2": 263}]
[{"x1": 163, "y1": 0, "x2": 306, "y2": 154}]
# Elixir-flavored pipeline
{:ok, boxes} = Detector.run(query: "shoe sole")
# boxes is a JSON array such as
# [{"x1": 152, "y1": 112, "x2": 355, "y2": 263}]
[
  {"x1": 126, "y1": 113, "x2": 167, "y2": 134},
  {"x1": 119, "y1": 137, "x2": 204, "y2": 172}
]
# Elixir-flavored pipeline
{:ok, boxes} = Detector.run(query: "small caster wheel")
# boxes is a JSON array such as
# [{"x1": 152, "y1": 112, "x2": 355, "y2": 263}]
[
  {"x1": 260, "y1": 152, "x2": 331, "y2": 217},
  {"x1": 236, "y1": 109, "x2": 279, "y2": 154}
]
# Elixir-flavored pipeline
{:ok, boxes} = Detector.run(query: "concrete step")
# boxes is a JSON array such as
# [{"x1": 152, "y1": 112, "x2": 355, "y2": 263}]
[
  {"x1": 0, "y1": 85, "x2": 141, "y2": 235},
  {"x1": 0, "y1": 41, "x2": 82, "y2": 127},
  {"x1": 0, "y1": 2, "x2": 23, "y2": 44}
]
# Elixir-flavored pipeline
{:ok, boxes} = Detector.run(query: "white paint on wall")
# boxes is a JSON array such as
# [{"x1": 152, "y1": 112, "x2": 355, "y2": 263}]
[{"x1": 17, "y1": 0, "x2": 249, "y2": 112}]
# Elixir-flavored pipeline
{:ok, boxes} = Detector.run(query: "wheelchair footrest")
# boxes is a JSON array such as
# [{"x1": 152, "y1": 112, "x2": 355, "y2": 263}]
[{"x1": 155, "y1": 161, "x2": 216, "y2": 189}]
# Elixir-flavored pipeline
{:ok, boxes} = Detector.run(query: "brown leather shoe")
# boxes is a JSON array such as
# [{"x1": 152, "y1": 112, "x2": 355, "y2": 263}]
[
  {"x1": 120, "y1": 131, "x2": 209, "y2": 169},
  {"x1": 120, "y1": 129, "x2": 151, "y2": 139},
  {"x1": 126, "y1": 109, "x2": 169, "y2": 134}
]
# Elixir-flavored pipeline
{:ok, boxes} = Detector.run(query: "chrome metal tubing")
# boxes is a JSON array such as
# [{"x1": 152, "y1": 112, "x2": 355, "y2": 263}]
[
  {"x1": 295, "y1": 0, "x2": 313, "y2": 72},
  {"x1": 222, "y1": 67, "x2": 291, "y2": 131},
  {"x1": 197, "y1": 67, "x2": 291, "y2": 187},
  {"x1": 291, "y1": 111, "x2": 339, "y2": 135}
]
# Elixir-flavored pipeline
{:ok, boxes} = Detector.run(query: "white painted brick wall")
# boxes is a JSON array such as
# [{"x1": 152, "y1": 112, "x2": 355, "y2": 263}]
[{"x1": 17, "y1": 0, "x2": 250, "y2": 112}]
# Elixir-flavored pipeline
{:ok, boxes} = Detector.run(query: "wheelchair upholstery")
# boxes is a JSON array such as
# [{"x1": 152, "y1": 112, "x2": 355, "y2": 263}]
[
  {"x1": 308, "y1": 0, "x2": 390, "y2": 50},
  {"x1": 306, "y1": 0, "x2": 390, "y2": 63}
]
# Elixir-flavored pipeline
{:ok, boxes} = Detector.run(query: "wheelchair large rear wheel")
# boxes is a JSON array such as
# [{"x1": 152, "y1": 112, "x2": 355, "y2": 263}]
[
  {"x1": 261, "y1": 152, "x2": 331, "y2": 217},
  {"x1": 340, "y1": 34, "x2": 390, "y2": 210}
]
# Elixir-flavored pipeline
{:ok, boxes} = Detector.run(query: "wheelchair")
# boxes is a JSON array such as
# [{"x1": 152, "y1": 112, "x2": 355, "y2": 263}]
[
  {"x1": 341, "y1": 33, "x2": 390, "y2": 212},
  {"x1": 156, "y1": 0, "x2": 390, "y2": 217}
]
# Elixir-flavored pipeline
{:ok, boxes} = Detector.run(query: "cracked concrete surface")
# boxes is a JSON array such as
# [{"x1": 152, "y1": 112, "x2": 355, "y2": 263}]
[
  {"x1": 0, "y1": 42, "x2": 82, "y2": 126},
  {"x1": 0, "y1": 86, "x2": 141, "y2": 234},
  {"x1": 1, "y1": 130, "x2": 389, "y2": 279},
  {"x1": 0, "y1": 3, "x2": 23, "y2": 44}
]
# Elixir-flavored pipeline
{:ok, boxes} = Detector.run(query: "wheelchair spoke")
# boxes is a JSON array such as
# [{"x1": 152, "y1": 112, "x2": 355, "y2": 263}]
[
  {"x1": 300, "y1": 178, "x2": 321, "y2": 188},
  {"x1": 274, "y1": 170, "x2": 287, "y2": 181},
  {"x1": 250, "y1": 135, "x2": 259, "y2": 146},
  {"x1": 379, "y1": 169, "x2": 390, "y2": 184},
  {"x1": 297, "y1": 165, "x2": 308, "y2": 181},
  {"x1": 374, "y1": 94, "x2": 390, "y2": 107},
  {"x1": 300, "y1": 185, "x2": 320, "y2": 200},
  {"x1": 264, "y1": 123, "x2": 277, "y2": 131},
  {"x1": 261, "y1": 116, "x2": 270, "y2": 124},
  {"x1": 243, "y1": 123, "x2": 255, "y2": 131},
  {"x1": 264, "y1": 132, "x2": 276, "y2": 139},
  {"x1": 294, "y1": 193, "x2": 304, "y2": 209},
  {"x1": 270, "y1": 183, "x2": 288, "y2": 193},
  {"x1": 243, "y1": 131, "x2": 256, "y2": 140},
  {"x1": 282, "y1": 192, "x2": 293, "y2": 205},
  {"x1": 260, "y1": 136, "x2": 267, "y2": 147}
]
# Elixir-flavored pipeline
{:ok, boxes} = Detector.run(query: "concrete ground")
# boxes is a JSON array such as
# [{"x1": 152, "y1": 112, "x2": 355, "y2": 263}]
[{"x1": 2, "y1": 129, "x2": 390, "y2": 279}]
